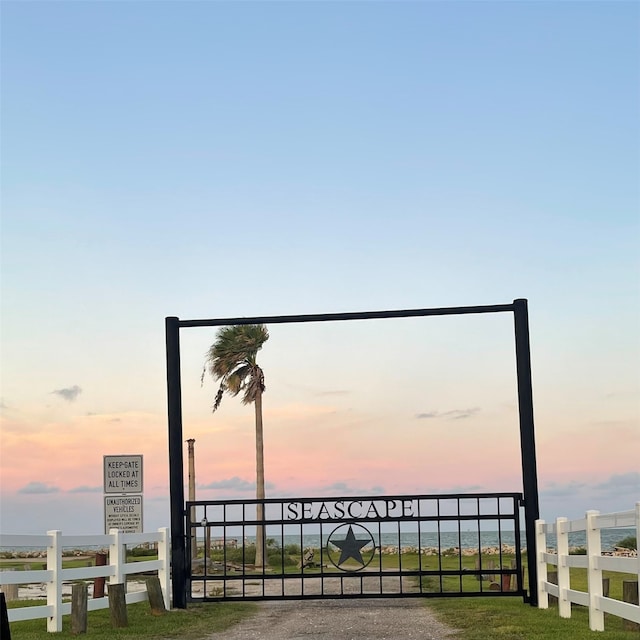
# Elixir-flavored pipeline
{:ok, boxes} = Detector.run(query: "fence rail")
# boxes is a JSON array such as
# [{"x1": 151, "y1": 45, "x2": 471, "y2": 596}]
[
  {"x1": 536, "y1": 503, "x2": 639, "y2": 632},
  {"x1": 0, "y1": 528, "x2": 170, "y2": 632}
]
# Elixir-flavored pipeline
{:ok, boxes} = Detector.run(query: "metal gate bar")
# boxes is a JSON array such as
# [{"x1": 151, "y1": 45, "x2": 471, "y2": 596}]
[{"x1": 186, "y1": 492, "x2": 527, "y2": 602}]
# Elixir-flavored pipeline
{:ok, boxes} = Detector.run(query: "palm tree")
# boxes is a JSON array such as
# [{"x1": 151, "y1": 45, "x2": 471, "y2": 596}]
[{"x1": 203, "y1": 324, "x2": 269, "y2": 568}]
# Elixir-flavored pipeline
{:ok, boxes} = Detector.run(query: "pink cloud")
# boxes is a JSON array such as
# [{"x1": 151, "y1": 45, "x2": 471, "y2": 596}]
[
  {"x1": 0, "y1": 411, "x2": 170, "y2": 495},
  {"x1": 3, "y1": 399, "x2": 636, "y2": 513}
]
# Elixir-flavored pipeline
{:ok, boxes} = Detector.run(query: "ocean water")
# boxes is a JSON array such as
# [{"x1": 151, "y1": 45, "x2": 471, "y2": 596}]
[
  {"x1": 2, "y1": 529, "x2": 634, "y2": 554},
  {"x1": 220, "y1": 528, "x2": 635, "y2": 552},
  {"x1": 269, "y1": 529, "x2": 635, "y2": 552}
]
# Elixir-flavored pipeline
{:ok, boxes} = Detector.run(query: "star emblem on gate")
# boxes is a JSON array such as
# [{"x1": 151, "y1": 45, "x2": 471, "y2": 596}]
[{"x1": 326, "y1": 524, "x2": 375, "y2": 571}]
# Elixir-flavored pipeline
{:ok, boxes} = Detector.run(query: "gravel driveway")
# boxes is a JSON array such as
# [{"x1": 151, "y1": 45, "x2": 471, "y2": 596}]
[{"x1": 206, "y1": 598, "x2": 458, "y2": 639}]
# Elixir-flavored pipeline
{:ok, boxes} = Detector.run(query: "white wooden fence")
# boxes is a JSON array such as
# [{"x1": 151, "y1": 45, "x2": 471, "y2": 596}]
[
  {"x1": 0, "y1": 528, "x2": 170, "y2": 632},
  {"x1": 536, "y1": 503, "x2": 639, "y2": 631}
]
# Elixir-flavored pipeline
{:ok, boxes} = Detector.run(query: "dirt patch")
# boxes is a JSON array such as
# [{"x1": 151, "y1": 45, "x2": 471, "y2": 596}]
[
  {"x1": 205, "y1": 598, "x2": 458, "y2": 639},
  {"x1": 192, "y1": 574, "x2": 420, "y2": 599}
]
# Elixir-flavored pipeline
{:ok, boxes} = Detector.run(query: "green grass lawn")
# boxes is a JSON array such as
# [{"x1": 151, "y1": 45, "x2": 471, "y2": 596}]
[
  {"x1": 7, "y1": 600, "x2": 257, "y2": 639},
  {"x1": 427, "y1": 597, "x2": 639, "y2": 639},
  {"x1": 423, "y1": 554, "x2": 639, "y2": 639},
  {"x1": 6, "y1": 550, "x2": 637, "y2": 639},
  {"x1": 3, "y1": 553, "x2": 256, "y2": 638}
]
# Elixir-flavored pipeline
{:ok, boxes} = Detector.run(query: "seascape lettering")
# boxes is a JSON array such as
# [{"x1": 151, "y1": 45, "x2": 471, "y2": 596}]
[{"x1": 284, "y1": 499, "x2": 417, "y2": 521}]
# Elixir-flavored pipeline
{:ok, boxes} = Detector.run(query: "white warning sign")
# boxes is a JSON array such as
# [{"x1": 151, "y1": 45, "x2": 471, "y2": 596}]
[
  {"x1": 103, "y1": 455, "x2": 143, "y2": 494},
  {"x1": 104, "y1": 495, "x2": 143, "y2": 533}
]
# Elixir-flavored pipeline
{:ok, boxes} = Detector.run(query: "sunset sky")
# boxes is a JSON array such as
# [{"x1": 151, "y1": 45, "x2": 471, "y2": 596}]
[{"x1": 1, "y1": 1, "x2": 638, "y2": 536}]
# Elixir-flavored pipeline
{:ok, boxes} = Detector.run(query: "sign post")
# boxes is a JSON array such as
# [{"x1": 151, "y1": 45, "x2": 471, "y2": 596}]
[{"x1": 103, "y1": 455, "x2": 144, "y2": 534}]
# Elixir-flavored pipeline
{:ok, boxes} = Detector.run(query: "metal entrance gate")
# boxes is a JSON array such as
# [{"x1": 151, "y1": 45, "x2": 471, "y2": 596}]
[
  {"x1": 186, "y1": 492, "x2": 527, "y2": 602},
  {"x1": 167, "y1": 299, "x2": 540, "y2": 607}
]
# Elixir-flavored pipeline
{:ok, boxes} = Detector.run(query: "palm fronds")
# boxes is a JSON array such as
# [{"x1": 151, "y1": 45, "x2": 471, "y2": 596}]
[{"x1": 203, "y1": 324, "x2": 269, "y2": 412}]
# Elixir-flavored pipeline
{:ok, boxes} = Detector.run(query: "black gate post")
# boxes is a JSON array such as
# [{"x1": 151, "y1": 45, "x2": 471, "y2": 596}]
[
  {"x1": 165, "y1": 316, "x2": 186, "y2": 609},
  {"x1": 513, "y1": 299, "x2": 540, "y2": 606}
]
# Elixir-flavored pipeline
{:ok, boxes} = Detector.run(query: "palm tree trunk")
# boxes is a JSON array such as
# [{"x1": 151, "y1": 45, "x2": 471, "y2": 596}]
[{"x1": 254, "y1": 389, "x2": 265, "y2": 569}]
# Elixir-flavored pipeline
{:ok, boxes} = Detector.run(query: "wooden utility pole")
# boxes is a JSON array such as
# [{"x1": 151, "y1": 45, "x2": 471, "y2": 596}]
[{"x1": 186, "y1": 439, "x2": 197, "y2": 559}]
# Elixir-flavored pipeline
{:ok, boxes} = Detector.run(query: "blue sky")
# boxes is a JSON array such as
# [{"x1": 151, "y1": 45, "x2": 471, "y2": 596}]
[{"x1": 1, "y1": 1, "x2": 638, "y2": 534}]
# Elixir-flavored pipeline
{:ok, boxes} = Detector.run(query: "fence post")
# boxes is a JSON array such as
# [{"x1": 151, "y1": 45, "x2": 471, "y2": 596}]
[
  {"x1": 71, "y1": 582, "x2": 88, "y2": 634},
  {"x1": 626, "y1": 502, "x2": 640, "y2": 632},
  {"x1": 109, "y1": 529, "x2": 125, "y2": 587},
  {"x1": 93, "y1": 552, "x2": 107, "y2": 598},
  {"x1": 46, "y1": 530, "x2": 63, "y2": 632},
  {"x1": 157, "y1": 527, "x2": 171, "y2": 609},
  {"x1": 108, "y1": 582, "x2": 128, "y2": 628},
  {"x1": 585, "y1": 510, "x2": 604, "y2": 632},
  {"x1": 636, "y1": 502, "x2": 640, "y2": 586},
  {"x1": 622, "y1": 581, "x2": 639, "y2": 632},
  {"x1": 0, "y1": 569, "x2": 17, "y2": 601},
  {"x1": 547, "y1": 571, "x2": 558, "y2": 606},
  {"x1": 535, "y1": 519, "x2": 548, "y2": 609},
  {"x1": 145, "y1": 576, "x2": 167, "y2": 615},
  {"x1": 1, "y1": 592, "x2": 10, "y2": 640},
  {"x1": 556, "y1": 517, "x2": 571, "y2": 619}
]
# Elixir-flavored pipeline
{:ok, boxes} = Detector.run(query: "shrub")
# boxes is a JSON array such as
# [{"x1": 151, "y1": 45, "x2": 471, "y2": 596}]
[
  {"x1": 267, "y1": 550, "x2": 296, "y2": 568},
  {"x1": 128, "y1": 546, "x2": 157, "y2": 557},
  {"x1": 284, "y1": 544, "x2": 301, "y2": 555},
  {"x1": 569, "y1": 547, "x2": 587, "y2": 555},
  {"x1": 225, "y1": 546, "x2": 256, "y2": 564},
  {"x1": 616, "y1": 535, "x2": 637, "y2": 550}
]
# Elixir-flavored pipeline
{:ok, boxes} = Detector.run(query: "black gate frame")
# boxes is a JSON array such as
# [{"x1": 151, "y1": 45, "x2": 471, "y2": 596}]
[
  {"x1": 186, "y1": 492, "x2": 526, "y2": 602},
  {"x1": 166, "y1": 299, "x2": 539, "y2": 608}
]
